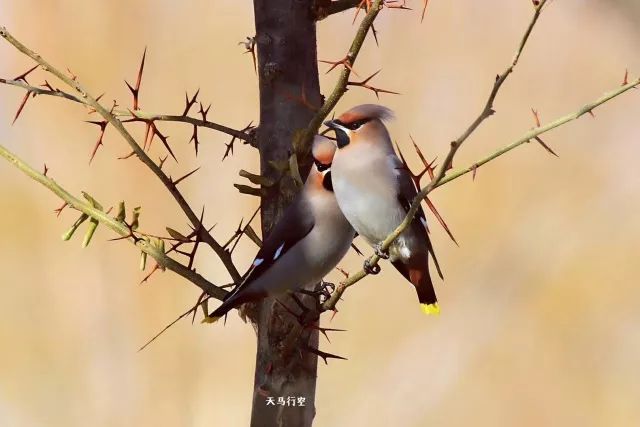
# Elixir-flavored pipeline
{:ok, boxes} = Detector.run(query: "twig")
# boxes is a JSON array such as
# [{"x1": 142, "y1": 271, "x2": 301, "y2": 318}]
[
  {"x1": 298, "y1": 0, "x2": 383, "y2": 153},
  {"x1": 0, "y1": 142, "x2": 227, "y2": 301},
  {"x1": 322, "y1": 76, "x2": 640, "y2": 310}
]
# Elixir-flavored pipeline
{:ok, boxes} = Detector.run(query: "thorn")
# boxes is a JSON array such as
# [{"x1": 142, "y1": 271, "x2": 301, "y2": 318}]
[
  {"x1": 305, "y1": 325, "x2": 347, "y2": 343},
  {"x1": 125, "y1": 47, "x2": 147, "y2": 110},
  {"x1": 13, "y1": 64, "x2": 39, "y2": 82},
  {"x1": 158, "y1": 154, "x2": 168, "y2": 170},
  {"x1": 425, "y1": 197, "x2": 458, "y2": 246},
  {"x1": 118, "y1": 151, "x2": 136, "y2": 160},
  {"x1": 281, "y1": 81, "x2": 320, "y2": 111},
  {"x1": 43, "y1": 163, "x2": 49, "y2": 177},
  {"x1": 239, "y1": 36, "x2": 257, "y2": 74},
  {"x1": 54, "y1": 202, "x2": 68, "y2": 217},
  {"x1": 352, "y1": 0, "x2": 372, "y2": 23},
  {"x1": 319, "y1": 55, "x2": 360, "y2": 77},
  {"x1": 371, "y1": 23, "x2": 379, "y2": 47},
  {"x1": 149, "y1": 122, "x2": 177, "y2": 162},
  {"x1": 534, "y1": 136, "x2": 558, "y2": 157},
  {"x1": 223, "y1": 121, "x2": 254, "y2": 161},
  {"x1": 140, "y1": 263, "x2": 161, "y2": 284},
  {"x1": 66, "y1": 67, "x2": 78, "y2": 81},
  {"x1": 172, "y1": 167, "x2": 200, "y2": 186},
  {"x1": 350, "y1": 242, "x2": 364, "y2": 256},
  {"x1": 336, "y1": 267, "x2": 349, "y2": 279},
  {"x1": 531, "y1": 108, "x2": 541, "y2": 127},
  {"x1": 303, "y1": 345, "x2": 347, "y2": 364},
  {"x1": 384, "y1": 0, "x2": 411, "y2": 10},
  {"x1": 470, "y1": 163, "x2": 478, "y2": 181},
  {"x1": 588, "y1": 109, "x2": 596, "y2": 119},
  {"x1": 182, "y1": 89, "x2": 200, "y2": 116},
  {"x1": 12, "y1": 91, "x2": 32, "y2": 124},
  {"x1": 622, "y1": 68, "x2": 629, "y2": 86},
  {"x1": 86, "y1": 120, "x2": 108, "y2": 163},
  {"x1": 347, "y1": 70, "x2": 399, "y2": 99},
  {"x1": 421, "y1": 0, "x2": 430, "y2": 22},
  {"x1": 198, "y1": 102, "x2": 211, "y2": 121},
  {"x1": 189, "y1": 125, "x2": 200, "y2": 156}
]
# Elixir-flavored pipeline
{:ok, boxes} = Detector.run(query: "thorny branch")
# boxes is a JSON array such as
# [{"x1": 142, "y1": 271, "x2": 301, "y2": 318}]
[
  {"x1": 0, "y1": 77, "x2": 255, "y2": 145},
  {"x1": 0, "y1": 26, "x2": 241, "y2": 283},
  {"x1": 299, "y1": 0, "x2": 383, "y2": 153}
]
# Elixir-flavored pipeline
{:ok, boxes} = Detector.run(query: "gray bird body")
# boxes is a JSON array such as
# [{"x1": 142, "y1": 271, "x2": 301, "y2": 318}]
[
  {"x1": 208, "y1": 137, "x2": 355, "y2": 319},
  {"x1": 326, "y1": 104, "x2": 441, "y2": 313},
  {"x1": 331, "y1": 134, "x2": 425, "y2": 263}
]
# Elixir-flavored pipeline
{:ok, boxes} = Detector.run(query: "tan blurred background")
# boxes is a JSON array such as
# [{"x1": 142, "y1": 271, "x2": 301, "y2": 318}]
[{"x1": 1, "y1": 1, "x2": 639, "y2": 426}]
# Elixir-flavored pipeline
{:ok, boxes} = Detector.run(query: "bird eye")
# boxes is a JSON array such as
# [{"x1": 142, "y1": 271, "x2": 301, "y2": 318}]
[
  {"x1": 346, "y1": 119, "x2": 369, "y2": 130},
  {"x1": 314, "y1": 160, "x2": 330, "y2": 172}
]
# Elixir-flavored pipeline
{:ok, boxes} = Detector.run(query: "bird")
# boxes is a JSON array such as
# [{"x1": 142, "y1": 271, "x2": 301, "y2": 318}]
[
  {"x1": 324, "y1": 104, "x2": 443, "y2": 315},
  {"x1": 204, "y1": 135, "x2": 355, "y2": 322}
]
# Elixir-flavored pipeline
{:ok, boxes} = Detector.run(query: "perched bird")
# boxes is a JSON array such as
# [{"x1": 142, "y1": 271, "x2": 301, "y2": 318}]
[
  {"x1": 205, "y1": 136, "x2": 355, "y2": 321},
  {"x1": 325, "y1": 104, "x2": 443, "y2": 315}
]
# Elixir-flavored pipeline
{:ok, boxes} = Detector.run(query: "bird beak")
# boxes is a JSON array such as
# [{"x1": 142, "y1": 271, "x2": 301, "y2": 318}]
[
  {"x1": 324, "y1": 119, "x2": 338, "y2": 129},
  {"x1": 324, "y1": 120, "x2": 347, "y2": 132}
]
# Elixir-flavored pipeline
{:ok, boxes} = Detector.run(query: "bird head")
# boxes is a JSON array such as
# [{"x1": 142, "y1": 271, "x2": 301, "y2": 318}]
[
  {"x1": 309, "y1": 135, "x2": 337, "y2": 192},
  {"x1": 324, "y1": 104, "x2": 394, "y2": 149}
]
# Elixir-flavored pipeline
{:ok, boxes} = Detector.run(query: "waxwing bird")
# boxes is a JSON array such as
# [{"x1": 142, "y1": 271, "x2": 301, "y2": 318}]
[
  {"x1": 205, "y1": 136, "x2": 355, "y2": 321},
  {"x1": 325, "y1": 104, "x2": 443, "y2": 315}
]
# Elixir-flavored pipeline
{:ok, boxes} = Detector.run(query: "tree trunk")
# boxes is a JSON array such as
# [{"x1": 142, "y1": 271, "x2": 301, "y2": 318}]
[{"x1": 248, "y1": 1, "x2": 322, "y2": 426}]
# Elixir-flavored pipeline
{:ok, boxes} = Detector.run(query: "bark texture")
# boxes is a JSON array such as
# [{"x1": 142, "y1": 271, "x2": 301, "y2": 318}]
[{"x1": 248, "y1": 1, "x2": 323, "y2": 426}]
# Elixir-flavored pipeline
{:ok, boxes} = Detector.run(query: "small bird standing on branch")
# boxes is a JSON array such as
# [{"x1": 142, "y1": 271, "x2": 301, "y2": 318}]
[
  {"x1": 325, "y1": 104, "x2": 443, "y2": 315},
  {"x1": 205, "y1": 136, "x2": 355, "y2": 321}
]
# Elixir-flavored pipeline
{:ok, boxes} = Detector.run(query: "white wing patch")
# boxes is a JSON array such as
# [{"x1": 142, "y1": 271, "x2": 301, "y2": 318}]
[
  {"x1": 273, "y1": 243, "x2": 285, "y2": 260},
  {"x1": 252, "y1": 258, "x2": 264, "y2": 267}
]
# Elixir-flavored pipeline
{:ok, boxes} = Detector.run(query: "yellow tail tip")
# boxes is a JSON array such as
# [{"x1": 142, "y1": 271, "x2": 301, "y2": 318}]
[
  {"x1": 201, "y1": 315, "x2": 222, "y2": 324},
  {"x1": 420, "y1": 303, "x2": 440, "y2": 316}
]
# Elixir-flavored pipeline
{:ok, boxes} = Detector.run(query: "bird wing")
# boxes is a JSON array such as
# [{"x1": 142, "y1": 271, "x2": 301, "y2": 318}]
[
  {"x1": 231, "y1": 194, "x2": 316, "y2": 295},
  {"x1": 388, "y1": 154, "x2": 444, "y2": 280}
]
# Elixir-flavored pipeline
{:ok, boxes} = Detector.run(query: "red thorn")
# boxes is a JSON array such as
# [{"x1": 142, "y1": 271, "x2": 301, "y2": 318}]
[
  {"x1": 43, "y1": 163, "x2": 49, "y2": 177},
  {"x1": 534, "y1": 136, "x2": 558, "y2": 157},
  {"x1": 14, "y1": 64, "x2": 39, "y2": 82},
  {"x1": 86, "y1": 120, "x2": 108, "y2": 163},
  {"x1": 54, "y1": 201, "x2": 68, "y2": 217},
  {"x1": 125, "y1": 47, "x2": 147, "y2": 110},
  {"x1": 12, "y1": 91, "x2": 33, "y2": 124},
  {"x1": 319, "y1": 56, "x2": 360, "y2": 77},
  {"x1": 531, "y1": 108, "x2": 541, "y2": 127},
  {"x1": 425, "y1": 197, "x2": 458, "y2": 246},
  {"x1": 347, "y1": 69, "x2": 399, "y2": 99},
  {"x1": 622, "y1": 69, "x2": 629, "y2": 86},
  {"x1": 421, "y1": 0, "x2": 430, "y2": 22},
  {"x1": 471, "y1": 163, "x2": 478, "y2": 181}
]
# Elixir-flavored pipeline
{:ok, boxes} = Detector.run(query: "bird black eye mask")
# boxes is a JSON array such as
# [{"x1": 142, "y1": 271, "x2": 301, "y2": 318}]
[{"x1": 322, "y1": 171, "x2": 334, "y2": 192}]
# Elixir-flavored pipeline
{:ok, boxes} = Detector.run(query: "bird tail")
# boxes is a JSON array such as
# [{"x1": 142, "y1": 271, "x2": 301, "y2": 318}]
[
  {"x1": 201, "y1": 286, "x2": 244, "y2": 324},
  {"x1": 392, "y1": 259, "x2": 440, "y2": 315}
]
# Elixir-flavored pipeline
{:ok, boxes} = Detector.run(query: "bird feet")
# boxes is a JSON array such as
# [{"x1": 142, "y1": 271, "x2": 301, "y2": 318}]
[
  {"x1": 363, "y1": 258, "x2": 381, "y2": 275},
  {"x1": 374, "y1": 242, "x2": 389, "y2": 259}
]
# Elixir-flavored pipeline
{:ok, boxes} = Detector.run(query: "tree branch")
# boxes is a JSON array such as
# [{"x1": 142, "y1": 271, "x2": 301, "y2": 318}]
[
  {"x1": 298, "y1": 0, "x2": 383, "y2": 152},
  {"x1": 0, "y1": 26, "x2": 241, "y2": 282},
  {"x1": 0, "y1": 78, "x2": 255, "y2": 144},
  {"x1": 0, "y1": 142, "x2": 228, "y2": 301}
]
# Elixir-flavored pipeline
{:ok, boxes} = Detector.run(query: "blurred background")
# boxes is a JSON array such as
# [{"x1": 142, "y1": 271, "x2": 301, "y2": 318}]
[{"x1": 1, "y1": 0, "x2": 639, "y2": 426}]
